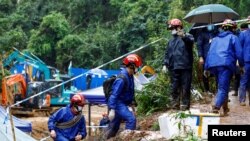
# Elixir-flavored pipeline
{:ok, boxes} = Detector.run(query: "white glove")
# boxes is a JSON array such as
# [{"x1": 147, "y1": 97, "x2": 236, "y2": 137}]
[
  {"x1": 203, "y1": 70, "x2": 210, "y2": 78},
  {"x1": 162, "y1": 65, "x2": 168, "y2": 73},
  {"x1": 127, "y1": 106, "x2": 136, "y2": 116},
  {"x1": 127, "y1": 106, "x2": 133, "y2": 112},
  {"x1": 177, "y1": 29, "x2": 185, "y2": 37},
  {"x1": 108, "y1": 109, "x2": 115, "y2": 121},
  {"x1": 75, "y1": 134, "x2": 82, "y2": 141},
  {"x1": 50, "y1": 130, "x2": 56, "y2": 138}
]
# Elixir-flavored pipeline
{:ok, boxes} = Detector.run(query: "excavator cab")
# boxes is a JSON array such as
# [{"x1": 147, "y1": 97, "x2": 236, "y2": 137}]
[
  {"x1": 25, "y1": 81, "x2": 45, "y2": 108},
  {"x1": 43, "y1": 80, "x2": 62, "y2": 98}
]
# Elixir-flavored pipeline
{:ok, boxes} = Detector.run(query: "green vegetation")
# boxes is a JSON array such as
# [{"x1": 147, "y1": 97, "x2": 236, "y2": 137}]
[
  {"x1": 136, "y1": 73, "x2": 171, "y2": 115},
  {"x1": 1, "y1": 0, "x2": 248, "y2": 70}
]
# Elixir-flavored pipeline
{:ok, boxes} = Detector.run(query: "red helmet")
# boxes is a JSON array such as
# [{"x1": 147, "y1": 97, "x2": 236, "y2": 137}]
[
  {"x1": 122, "y1": 54, "x2": 142, "y2": 68},
  {"x1": 71, "y1": 94, "x2": 85, "y2": 107},
  {"x1": 167, "y1": 18, "x2": 183, "y2": 30},
  {"x1": 222, "y1": 19, "x2": 234, "y2": 27}
]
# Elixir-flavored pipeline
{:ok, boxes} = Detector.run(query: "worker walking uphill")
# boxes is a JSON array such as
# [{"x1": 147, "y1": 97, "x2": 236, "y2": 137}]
[
  {"x1": 48, "y1": 94, "x2": 87, "y2": 141},
  {"x1": 238, "y1": 16, "x2": 250, "y2": 106},
  {"x1": 162, "y1": 18, "x2": 194, "y2": 111},
  {"x1": 105, "y1": 54, "x2": 142, "y2": 139},
  {"x1": 231, "y1": 21, "x2": 245, "y2": 96},
  {"x1": 205, "y1": 19, "x2": 243, "y2": 115}
]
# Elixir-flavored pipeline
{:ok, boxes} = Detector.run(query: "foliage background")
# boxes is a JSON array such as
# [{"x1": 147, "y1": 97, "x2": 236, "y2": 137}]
[
  {"x1": 0, "y1": 0, "x2": 249, "y2": 114},
  {"x1": 0, "y1": 0, "x2": 249, "y2": 70}
]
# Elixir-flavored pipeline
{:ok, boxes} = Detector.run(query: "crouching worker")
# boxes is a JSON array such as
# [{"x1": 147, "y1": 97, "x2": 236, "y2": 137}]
[
  {"x1": 105, "y1": 54, "x2": 142, "y2": 139},
  {"x1": 48, "y1": 94, "x2": 87, "y2": 141},
  {"x1": 99, "y1": 113, "x2": 110, "y2": 132}
]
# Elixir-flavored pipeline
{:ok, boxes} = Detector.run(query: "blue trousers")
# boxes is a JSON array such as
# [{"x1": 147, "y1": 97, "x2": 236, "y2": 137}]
[
  {"x1": 106, "y1": 103, "x2": 136, "y2": 139},
  {"x1": 211, "y1": 67, "x2": 233, "y2": 108},
  {"x1": 54, "y1": 132, "x2": 75, "y2": 141},
  {"x1": 239, "y1": 63, "x2": 250, "y2": 103}
]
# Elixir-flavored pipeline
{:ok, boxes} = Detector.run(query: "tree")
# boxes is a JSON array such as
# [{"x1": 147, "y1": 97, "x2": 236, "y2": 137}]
[
  {"x1": 28, "y1": 12, "x2": 70, "y2": 67},
  {"x1": 56, "y1": 34, "x2": 84, "y2": 71}
]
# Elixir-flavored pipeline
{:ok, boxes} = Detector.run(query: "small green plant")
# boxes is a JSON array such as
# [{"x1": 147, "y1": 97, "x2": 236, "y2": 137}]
[
  {"x1": 151, "y1": 121, "x2": 160, "y2": 131},
  {"x1": 170, "y1": 111, "x2": 202, "y2": 141}
]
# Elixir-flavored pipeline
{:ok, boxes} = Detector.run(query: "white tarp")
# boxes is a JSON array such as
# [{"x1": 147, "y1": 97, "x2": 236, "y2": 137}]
[
  {"x1": 0, "y1": 122, "x2": 36, "y2": 141},
  {"x1": 0, "y1": 116, "x2": 36, "y2": 141},
  {"x1": 134, "y1": 73, "x2": 157, "y2": 91}
]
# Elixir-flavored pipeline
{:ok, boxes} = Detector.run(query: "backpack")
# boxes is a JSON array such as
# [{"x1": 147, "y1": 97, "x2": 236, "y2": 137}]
[{"x1": 103, "y1": 74, "x2": 127, "y2": 102}]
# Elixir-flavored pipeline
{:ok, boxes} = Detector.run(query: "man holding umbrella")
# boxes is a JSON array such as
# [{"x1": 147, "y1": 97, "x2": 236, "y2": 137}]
[
  {"x1": 204, "y1": 19, "x2": 243, "y2": 115},
  {"x1": 196, "y1": 25, "x2": 217, "y2": 95}
]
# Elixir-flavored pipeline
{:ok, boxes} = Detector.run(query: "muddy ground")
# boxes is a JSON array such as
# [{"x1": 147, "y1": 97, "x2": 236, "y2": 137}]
[{"x1": 22, "y1": 91, "x2": 250, "y2": 140}]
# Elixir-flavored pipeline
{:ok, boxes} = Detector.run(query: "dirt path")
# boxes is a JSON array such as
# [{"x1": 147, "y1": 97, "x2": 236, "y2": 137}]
[
  {"x1": 220, "y1": 91, "x2": 250, "y2": 124},
  {"x1": 23, "y1": 91, "x2": 250, "y2": 140},
  {"x1": 192, "y1": 91, "x2": 250, "y2": 124}
]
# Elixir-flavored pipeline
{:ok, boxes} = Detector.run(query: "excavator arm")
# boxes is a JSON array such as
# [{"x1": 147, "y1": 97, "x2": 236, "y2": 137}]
[{"x1": 2, "y1": 49, "x2": 57, "y2": 81}]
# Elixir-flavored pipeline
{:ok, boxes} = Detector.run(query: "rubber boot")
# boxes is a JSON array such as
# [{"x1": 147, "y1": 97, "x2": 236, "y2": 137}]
[
  {"x1": 180, "y1": 105, "x2": 189, "y2": 111},
  {"x1": 222, "y1": 99, "x2": 230, "y2": 116},
  {"x1": 211, "y1": 105, "x2": 220, "y2": 114}
]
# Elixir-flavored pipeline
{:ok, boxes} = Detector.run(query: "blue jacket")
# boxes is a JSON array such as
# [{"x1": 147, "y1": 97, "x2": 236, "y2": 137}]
[
  {"x1": 205, "y1": 31, "x2": 243, "y2": 72},
  {"x1": 48, "y1": 105, "x2": 87, "y2": 140},
  {"x1": 108, "y1": 68, "x2": 134, "y2": 109},
  {"x1": 197, "y1": 30, "x2": 216, "y2": 60},
  {"x1": 239, "y1": 29, "x2": 250, "y2": 63}
]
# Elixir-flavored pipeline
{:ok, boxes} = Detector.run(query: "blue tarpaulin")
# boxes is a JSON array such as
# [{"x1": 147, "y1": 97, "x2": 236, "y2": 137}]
[
  {"x1": 10, "y1": 65, "x2": 120, "y2": 91},
  {"x1": 71, "y1": 68, "x2": 120, "y2": 90},
  {"x1": 73, "y1": 86, "x2": 106, "y2": 104}
]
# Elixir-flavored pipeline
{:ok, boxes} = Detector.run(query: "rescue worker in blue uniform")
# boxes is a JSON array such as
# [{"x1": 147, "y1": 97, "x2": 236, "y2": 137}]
[
  {"x1": 105, "y1": 54, "x2": 142, "y2": 139},
  {"x1": 197, "y1": 25, "x2": 217, "y2": 94},
  {"x1": 48, "y1": 94, "x2": 87, "y2": 141},
  {"x1": 162, "y1": 18, "x2": 194, "y2": 111},
  {"x1": 238, "y1": 16, "x2": 250, "y2": 106},
  {"x1": 205, "y1": 19, "x2": 243, "y2": 115}
]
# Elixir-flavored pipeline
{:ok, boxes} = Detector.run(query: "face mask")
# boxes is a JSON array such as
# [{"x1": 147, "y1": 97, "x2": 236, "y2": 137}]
[
  {"x1": 171, "y1": 29, "x2": 177, "y2": 35},
  {"x1": 218, "y1": 28, "x2": 224, "y2": 33},
  {"x1": 77, "y1": 106, "x2": 83, "y2": 112},
  {"x1": 207, "y1": 24, "x2": 214, "y2": 31},
  {"x1": 73, "y1": 105, "x2": 83, "y2": 113},
  {"x1": 134, "y1": 67, "x2": 138, "y2": 73}
]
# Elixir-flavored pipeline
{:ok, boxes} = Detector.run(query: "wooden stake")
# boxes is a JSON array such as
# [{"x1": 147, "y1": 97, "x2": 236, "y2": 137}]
[{"x1": 9, "y1": 108, "x2": 16, "y2": 141}]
